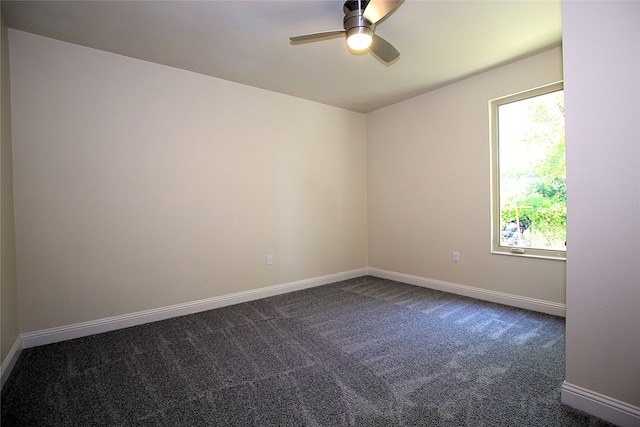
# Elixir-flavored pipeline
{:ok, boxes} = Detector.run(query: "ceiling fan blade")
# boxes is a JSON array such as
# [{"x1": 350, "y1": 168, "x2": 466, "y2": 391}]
[
  {"x1": 362, "y1": 0, "x2": 401, "y2": 24},
  {"x1": 370, "y1": 34, "x2": 399, "y2": 63},
  {"x1": 290, "y1": 30, "x2": 345, "y2": 44}
]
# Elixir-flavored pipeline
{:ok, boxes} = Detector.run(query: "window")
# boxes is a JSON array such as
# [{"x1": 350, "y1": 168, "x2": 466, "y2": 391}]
[{"x1": 490, "y1": 82, "x2": 566, "y2": 259}]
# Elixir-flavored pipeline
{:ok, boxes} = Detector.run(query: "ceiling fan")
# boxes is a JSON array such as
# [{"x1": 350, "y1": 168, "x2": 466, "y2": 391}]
[{"x1": 290, "y1": 0, "x2": 401, "y2": 64}]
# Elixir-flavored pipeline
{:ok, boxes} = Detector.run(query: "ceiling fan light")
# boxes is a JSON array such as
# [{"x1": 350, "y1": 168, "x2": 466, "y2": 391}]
[{"x1": 347, "y1": 32, "x2": 373, "y2": 50}]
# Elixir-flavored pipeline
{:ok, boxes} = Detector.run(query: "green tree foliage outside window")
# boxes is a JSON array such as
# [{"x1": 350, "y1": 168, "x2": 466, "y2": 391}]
[{"x1": 498, "y1": 89, "x2": 566, "y2": 251}]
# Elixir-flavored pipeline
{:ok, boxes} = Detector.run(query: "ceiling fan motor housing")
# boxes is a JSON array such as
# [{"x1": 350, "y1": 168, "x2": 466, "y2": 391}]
[
  {"x1": 343, "y1": 0, "x2": 370, "y2": 14},
  {"x1": 343, "y1": 3, "x2": 374, "y2": 41}
]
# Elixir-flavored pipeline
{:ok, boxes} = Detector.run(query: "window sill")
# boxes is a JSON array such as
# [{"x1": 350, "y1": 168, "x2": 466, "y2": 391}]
[{"x1": 491, "y1": 247, "x2": 566, "y2": 261}]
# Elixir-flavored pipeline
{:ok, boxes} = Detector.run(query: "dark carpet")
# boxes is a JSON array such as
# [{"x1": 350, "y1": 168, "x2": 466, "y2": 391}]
[{"x1": 2, "y1": 276, "x2": 614, "y2": 426}]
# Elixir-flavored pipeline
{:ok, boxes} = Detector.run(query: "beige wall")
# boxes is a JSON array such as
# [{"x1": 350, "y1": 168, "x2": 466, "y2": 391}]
[
  {"x1": 9, "y1": 30, "x2": 368, "y2": 333},
  {"x1": 367, "y1": 48, "x2": 566, "y2": 304},
  {"x1": 9, "y1": 32, "x2": 564, "y2": 336},
  {"x1": 563, "y1": 0, "x2": 639, "y2": 410},
  {"x1": 1, "y1": 16, "x2": 20, "y2": 368}
]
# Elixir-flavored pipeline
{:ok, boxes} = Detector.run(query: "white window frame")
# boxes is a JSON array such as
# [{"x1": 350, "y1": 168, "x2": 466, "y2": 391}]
[{"x1": 490, "y1": 81, "x2": 566, "y2": 260}]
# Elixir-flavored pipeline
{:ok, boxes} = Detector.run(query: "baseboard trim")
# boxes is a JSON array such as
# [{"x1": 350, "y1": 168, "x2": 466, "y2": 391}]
[
  {"x1": 562, "y1": 381, "x2": 640, "y2": 427},
  {"x1": 1, "y1": 336, "x2": 23, "y2": 389},
  {"x1": 368, "y1": 268, "x2": 566, "y2": 317},
  {"x1": 21, "y1": 268, "x2": 368, "y2": 349}
]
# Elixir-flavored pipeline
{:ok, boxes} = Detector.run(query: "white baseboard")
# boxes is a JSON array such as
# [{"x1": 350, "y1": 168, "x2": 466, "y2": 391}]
[
  {"x1": 1, "y1": 336, "x2": 23, "y2": 389},
  {"x1": 21, "y1": 268, "x2": 368, "y2": 349},
  {"x1": 562, "y1": 381, "x2": 640, "y2": 427},
  {"x1": 368, "y1": 268, "x2": 566, "y2": 317}
]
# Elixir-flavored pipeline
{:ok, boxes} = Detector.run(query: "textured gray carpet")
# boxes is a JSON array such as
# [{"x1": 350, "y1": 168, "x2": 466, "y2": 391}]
[{"x1": 2, "y1": 276, "x2": 614, "y2": 426}]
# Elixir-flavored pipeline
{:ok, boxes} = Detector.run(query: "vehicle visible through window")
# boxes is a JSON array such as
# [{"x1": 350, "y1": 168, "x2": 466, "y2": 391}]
[{"x1": 490, "y1": 82, "x2": 566, "y2": 259}]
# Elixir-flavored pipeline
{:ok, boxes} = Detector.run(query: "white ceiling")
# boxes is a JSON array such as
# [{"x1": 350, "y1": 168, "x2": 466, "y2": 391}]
[{"x1": 1, "y1": 0, "x2": 562, "y2": 114}]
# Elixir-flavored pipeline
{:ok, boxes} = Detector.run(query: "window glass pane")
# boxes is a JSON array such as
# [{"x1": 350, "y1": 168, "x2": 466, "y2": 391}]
[{"x1": 497, "y1": 89, "x2": 566, "y2": 253}]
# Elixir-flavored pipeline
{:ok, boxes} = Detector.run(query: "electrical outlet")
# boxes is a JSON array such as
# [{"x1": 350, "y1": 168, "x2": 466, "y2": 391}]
[
  {"x1": 452, "y1": 251, "x2": 460, "y2": 262},
  {"x1": 266, "y1": 255, "x2": 273, "y2": 266}
]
